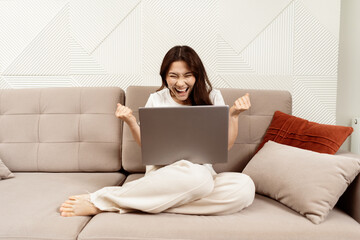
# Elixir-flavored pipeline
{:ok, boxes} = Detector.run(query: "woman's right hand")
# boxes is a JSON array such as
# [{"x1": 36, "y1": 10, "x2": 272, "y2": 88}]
[{"x1": 115, "y1": 103, "x2": 136, "y2": 124}]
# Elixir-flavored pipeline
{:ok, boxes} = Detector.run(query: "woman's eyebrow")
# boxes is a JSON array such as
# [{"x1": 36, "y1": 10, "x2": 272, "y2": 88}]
[{"x1": 168, "y1": 72, "x2": 192, "y2": 75}]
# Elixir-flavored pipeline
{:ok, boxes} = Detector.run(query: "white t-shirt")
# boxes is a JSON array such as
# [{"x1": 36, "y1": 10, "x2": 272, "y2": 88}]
[{"x1": 144, "y1": 88, "x2": 226, "y2": 175}]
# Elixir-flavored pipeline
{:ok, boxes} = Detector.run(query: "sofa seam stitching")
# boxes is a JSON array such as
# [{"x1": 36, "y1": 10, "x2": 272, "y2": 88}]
[
  {"x1": 37, "y1": 89, "x2": 42, "y2": 171},
  {"x1": 78, "y1": 88, "x2": 82, "y2": 171}
]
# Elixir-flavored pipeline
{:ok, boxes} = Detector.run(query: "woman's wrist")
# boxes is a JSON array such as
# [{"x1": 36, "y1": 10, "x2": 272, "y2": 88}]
[
  {"x1": 125, "y1": 115, "x2": 138, "y2": 127},
  {"x1": 229, "y1": 106, "x2": 241, "y2": 119}
]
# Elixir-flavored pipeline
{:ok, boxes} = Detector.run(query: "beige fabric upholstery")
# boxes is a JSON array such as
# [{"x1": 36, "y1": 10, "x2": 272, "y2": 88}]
[
  {"x1": 337, "y1": 150, "x2": 360, "y2": 223},
  {"x1": 0, "y1": 172, "x2": 126, "y2": 240},
  {"x1": 122, "y1": 86, "x2": 292, "y2": 173},
  {"x1": 0, "y1": 87, "x2": 124, "y2": 172},
  {"x1": 0, "y1": 87, "x2": 127, "y2": 240},
  {"x1": 78, "y1": 194, "x2": 360, "y2": 240}
]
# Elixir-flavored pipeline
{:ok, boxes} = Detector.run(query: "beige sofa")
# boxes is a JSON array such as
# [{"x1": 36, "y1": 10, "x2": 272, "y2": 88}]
[{"x1": 0, "y1": 86, "x2": 359, "y2": 240}]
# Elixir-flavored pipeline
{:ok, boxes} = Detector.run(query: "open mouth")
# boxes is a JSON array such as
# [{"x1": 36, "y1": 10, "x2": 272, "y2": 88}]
[{"x1": 175, "y1": 87, "x2": 189, "y2": 94}]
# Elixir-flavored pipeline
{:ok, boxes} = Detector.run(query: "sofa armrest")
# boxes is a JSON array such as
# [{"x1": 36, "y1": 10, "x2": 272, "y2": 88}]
[{"x1": 335, "y1": 150, "x2": 360, "y2": 223}]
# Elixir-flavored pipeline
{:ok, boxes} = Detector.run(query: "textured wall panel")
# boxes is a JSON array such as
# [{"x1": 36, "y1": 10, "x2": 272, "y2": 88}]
[
  {"x1": 92, "y1": 2, "x2": 142, "y2": 75},
  {"x1": 3, "y1": 76, "x2": 76, "y2": 88},
  {"x1": 218, "y1": 36, "x2": 255, "y2": 73},
  {"x1": 294, "y1": 1, "x2": 339, "y2": 76},
  {"x1": 70, "y1": 0, "x2": 141, "y2": 53},
  {"x1": 3, "y1": 3, "x2": 70, "y2": 75},
  {"x1": 219, "y1": 74, "x2": 293, "y2": 92},
  {"x1": 0, "y1": 0, "x2": 341, "y2": 124},
  {"x1": 140, "y1": 74, "x2": 163, "y2": 87},
  {"x1": 241, "y1": 1, "x2": 294, "y2": 75},
  {"x1": 301, "y1": 0, "x2": 341, "y2": 38},
  {"x1": 70, "y1": 37, "x2": 106, "y2": 75},
  {"x1": 0, "y1": 76, "x2": 11, "y2": 89},
  {"x1": 293, "y1": 76, "x2": 337, "y2": 124},
  {"x1": 208, "y1": 74, "x2": 232, "y2": 88},
  {"x1": 0, "y1": 0, "x2": 67, "y2": 72},
  {"x1": 219, "y1": 0, "x2": 293, "y2": 53},
  {"x1": 72, "y1": 75, "x2": 142, "y2": 89}
]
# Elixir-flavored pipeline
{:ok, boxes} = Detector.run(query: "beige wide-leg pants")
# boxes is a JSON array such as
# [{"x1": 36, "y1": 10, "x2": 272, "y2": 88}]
[{"x1": 90, "y1": 160, "x2": 255, "y2": 215}]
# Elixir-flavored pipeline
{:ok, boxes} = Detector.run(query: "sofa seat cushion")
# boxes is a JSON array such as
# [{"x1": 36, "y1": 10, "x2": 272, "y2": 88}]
[
  {"x1": 78, "y1": 175, "x2": 360, "y2": 240},
  {"x1": 0, "y1": 172, "x2": 125, "y2": 240}
]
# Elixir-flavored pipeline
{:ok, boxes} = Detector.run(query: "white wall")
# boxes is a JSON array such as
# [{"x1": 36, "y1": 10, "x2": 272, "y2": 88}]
[
  {"x1": 0, "y1": 0, "x2": 341, "y2": 125},
  {"x1": 337, "y1": 0, "x2": 360, "y2": 150}
]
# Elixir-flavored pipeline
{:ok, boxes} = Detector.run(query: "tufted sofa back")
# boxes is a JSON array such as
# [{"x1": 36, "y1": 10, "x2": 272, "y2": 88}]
[
  {"x1": 122, "y1": 86, "x2": 292, "y2": 173},
  {"x1": 0, "y1": 87, "x2": 124, "y2": 172}
]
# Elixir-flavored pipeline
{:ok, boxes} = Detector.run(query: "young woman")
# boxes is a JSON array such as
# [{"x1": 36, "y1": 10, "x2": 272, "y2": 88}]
[{"x1": 59, "y1": 46, "x2": 255, "y2": 217}]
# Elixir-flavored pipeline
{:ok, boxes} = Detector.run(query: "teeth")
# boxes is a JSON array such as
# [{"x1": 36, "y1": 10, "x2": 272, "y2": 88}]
[{"x1": 176, "y1": 88, "x2": 187, "y2": 93}]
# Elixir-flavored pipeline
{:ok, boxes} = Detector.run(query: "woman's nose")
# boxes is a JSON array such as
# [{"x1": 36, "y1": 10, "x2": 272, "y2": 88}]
[{"x1": 176, "y1": 79, "x2": 187, "y2": 86}]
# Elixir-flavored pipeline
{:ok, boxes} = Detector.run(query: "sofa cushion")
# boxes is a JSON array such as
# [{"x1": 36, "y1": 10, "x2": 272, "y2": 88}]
[
  {"x1": 122, "y1": 86, "x2": 292, "y2": 173},
  {"x1": 0, "y1": 158, "x2": 14, "y2": 179},
  {"x1": 0, "y1": 87, "x2": 125, "y2": 172},
  {"x1": 78, "y1": 194, "x2": 360, "y2": 240},
  {"x1": 0, "y1": 172, "x2": 125, "y2": 240},
  {"x1": 336, "y1": 150, "x2": 360, "y2": 223},
  {"x1": 243, "y1": 141, "x2": 360, "y2": 224},
  {"x1": 257, "y1": 111, "x2": 353, "y2": 154}
]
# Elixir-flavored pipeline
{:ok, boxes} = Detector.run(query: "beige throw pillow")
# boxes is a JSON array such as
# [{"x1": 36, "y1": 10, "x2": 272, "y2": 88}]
[
  {"x1": 0, "y1": 158, "x2": 14, "y2": 180},
  {"x1": 243, "y1": 141, "x2": 360, "y2": 224}
]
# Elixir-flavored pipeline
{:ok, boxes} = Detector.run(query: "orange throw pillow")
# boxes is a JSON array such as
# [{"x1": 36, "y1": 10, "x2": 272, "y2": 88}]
[{"x1": 257, "y1": 111, "x2": 353, "y2": 154}]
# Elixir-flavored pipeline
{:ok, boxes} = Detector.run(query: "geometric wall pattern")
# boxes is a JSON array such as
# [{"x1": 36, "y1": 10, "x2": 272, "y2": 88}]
[{"x1": 0, "y1": 0, "x2": 341, "y2": 124}]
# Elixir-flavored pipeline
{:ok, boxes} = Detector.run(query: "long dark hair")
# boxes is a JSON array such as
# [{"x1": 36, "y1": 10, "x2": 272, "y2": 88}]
[{"x1": 158, "y1": 45, "x2": 213, "y2": 105}]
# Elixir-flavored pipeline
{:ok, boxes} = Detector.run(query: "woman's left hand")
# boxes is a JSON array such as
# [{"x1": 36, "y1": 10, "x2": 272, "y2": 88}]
[{"x1": 230, "y1": 93, "x2": 251, "y2": 118}]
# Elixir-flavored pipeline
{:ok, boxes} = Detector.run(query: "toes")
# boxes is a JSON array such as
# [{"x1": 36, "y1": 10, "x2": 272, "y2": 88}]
[
  {"x1": 60, "y1": 202, "x2": 74, "y2": 213},
  {"x1": 61, "y1": 211, "x2": 75, "y2": 217},
  {"x1": 61, "y1": 202, "x2": 73, "y2": 208},
  {"x1": 59, "y1": 205, "x2": 75, "y2": 217},
  {"x1": 60, "y1": 206, "x2": 72, "y2": 212}
]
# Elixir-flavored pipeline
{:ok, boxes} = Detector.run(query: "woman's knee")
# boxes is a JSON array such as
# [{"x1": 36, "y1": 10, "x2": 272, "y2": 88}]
[
  {"x1": 182, "y1": 161, "x2": 214, "y2": 194},
  {"x1": 192, "y1": 164, "x2": 214, "y2": 196},
  {"x1": 216, "y1": 172, "x2": 255, "y2": 206},
  {"x1": 237, "y1": 173, "x2": 255, "y2": 205}
]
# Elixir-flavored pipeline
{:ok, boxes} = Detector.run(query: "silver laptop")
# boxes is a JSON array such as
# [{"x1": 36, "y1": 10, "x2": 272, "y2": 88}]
[{"x1": 139, "y1": 105, "x2": 229, "y2": 165}]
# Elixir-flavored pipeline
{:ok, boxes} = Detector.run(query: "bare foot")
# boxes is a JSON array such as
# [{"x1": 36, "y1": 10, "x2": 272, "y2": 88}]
[{"x1": 59, "y1": 194, "x2": 102, "y2": 217}]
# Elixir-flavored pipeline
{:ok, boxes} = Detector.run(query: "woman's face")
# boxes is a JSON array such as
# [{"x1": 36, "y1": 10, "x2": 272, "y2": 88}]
[{"x1": 166, "y1": 61, "x2": 196, "y2": 105}]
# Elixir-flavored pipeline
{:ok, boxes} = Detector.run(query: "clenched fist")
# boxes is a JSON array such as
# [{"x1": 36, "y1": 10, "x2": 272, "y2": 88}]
[
  {"x1": 230, "y1": 93, "x2": 251, "y2": 118},
  {"x1": 115, "y1": 103, "x2": 136, "y2": 124}
]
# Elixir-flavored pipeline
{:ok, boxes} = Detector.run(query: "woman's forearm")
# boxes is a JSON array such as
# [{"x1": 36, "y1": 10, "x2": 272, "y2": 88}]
[
  {"x1": 227, "y1": 93, "x2": 250, "y2": 150},
  {"x1": 125, "y1": 118, "x2": 141, "y2": 147},
  {"x1": 115, "y1": 103, "x2": 141, "y2": 147},
  {"x1": 228, "y1": 113, "x2": 239, "y2": 150}
]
